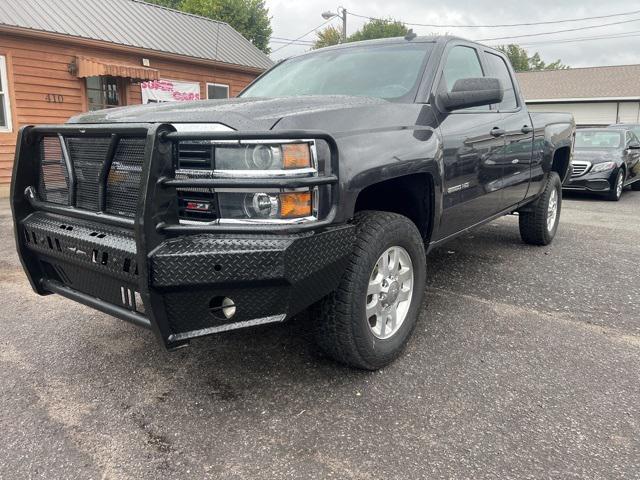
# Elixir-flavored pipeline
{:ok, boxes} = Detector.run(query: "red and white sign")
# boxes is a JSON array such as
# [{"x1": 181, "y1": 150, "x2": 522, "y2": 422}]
[{"x1": 141, "y1": 79, "x2": 201, "y2": 104}]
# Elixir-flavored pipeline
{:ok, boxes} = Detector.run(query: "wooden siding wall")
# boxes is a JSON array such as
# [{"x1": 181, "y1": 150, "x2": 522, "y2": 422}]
[{"x1": 0, "y1": 32, "x2": 259, "y2": 186}]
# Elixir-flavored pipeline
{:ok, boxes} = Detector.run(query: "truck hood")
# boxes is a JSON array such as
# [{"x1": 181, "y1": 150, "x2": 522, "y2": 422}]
[
  {"x1": 573, "y1": 149, "x2": 621, "y2": 164},
  {"x1": 68, "y1": 95, "x2": 388, "y2": 131}
]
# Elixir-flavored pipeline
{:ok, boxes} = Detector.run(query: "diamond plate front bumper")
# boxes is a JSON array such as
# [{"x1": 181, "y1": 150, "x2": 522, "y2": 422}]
[{"x1": 18, "y1": 211, "x2": 353, "y2": 345}]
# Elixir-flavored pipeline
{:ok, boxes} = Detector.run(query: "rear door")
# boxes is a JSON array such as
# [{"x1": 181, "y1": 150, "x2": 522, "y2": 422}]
[
  {"x1": 436, "y1": 42, "x2": 508, "y2": 238},
  {"x1": 483, "y1": 50, "x2": 533, "y2": 208}
]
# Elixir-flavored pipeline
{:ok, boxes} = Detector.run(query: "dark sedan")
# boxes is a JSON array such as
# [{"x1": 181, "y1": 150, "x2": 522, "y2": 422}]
[{"x1": 564, "y1": 128, "x2": 640, "y2": 201}]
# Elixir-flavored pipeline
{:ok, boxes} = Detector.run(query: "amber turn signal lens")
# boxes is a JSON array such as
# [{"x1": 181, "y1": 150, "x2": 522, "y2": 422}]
[
  {"x1": 279, "y1": 191, "x2": 312, "y2": 218},
  {"x1": 282, "y1": 143, "x2": 311, "y2": 169}
]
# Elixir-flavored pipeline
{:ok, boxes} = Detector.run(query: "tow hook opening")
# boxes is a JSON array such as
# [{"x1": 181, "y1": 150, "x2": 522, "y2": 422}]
[{"x1": 209, "y1": 296, "x2": 236, "y2": 320}]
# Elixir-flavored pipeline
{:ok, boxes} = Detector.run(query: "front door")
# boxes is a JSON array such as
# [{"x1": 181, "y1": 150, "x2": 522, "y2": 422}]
[{"x1": 436, "y1": 44, "x2": 507, "y2": 239}]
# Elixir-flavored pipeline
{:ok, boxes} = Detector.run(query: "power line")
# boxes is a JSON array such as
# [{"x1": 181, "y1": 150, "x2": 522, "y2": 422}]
[
  {"x1": 270, "y1": 39, "x2": 315, "y2": 45},
  {"x1": 266, "y1": 8, "x2": 640, "y2": 52},
  {"x1": 268, "y1": 29, "x2": 640, "y2": 49},
  {"x1": 271, "y1": 17, "x2": 337, "y2": 54},
  {"x1": 475, "y1": 17, "x2": 640, "y2": 42},
  {"x1": 346, "y1": 9, "x2": 640, "y2": 29},
  {"x1": 271, "y1": 36, "x2": 315, "y2": 43},
  {"x1": 515, "y1": 30, "x2": 640, "y2": 47}
]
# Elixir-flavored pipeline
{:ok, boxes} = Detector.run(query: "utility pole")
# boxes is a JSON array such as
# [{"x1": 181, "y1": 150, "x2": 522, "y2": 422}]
[
  {"x1": 321, "y1": 6, "x2": 347, "y2": 43},
  {"x1": 341, "y1": 8, "x2": 347, "y2": 43}
]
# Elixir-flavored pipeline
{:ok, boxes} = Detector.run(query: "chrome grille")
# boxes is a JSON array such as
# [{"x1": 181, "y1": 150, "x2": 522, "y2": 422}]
[
  {"x1": 177, "y1": 141, "x2": 213, "y2": 169},
  {"x1": 571, "y1": 161, "x2": 591, "y2": 177}
]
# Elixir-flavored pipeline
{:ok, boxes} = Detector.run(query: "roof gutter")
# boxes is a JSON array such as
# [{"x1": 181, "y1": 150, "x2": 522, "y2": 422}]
[{"x1": 0, "y1": 24, "x2": 269, "y2": 75}]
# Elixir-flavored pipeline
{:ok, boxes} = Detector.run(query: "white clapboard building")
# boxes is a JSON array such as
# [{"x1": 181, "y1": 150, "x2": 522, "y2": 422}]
[{"x1": 517, "y1": 65, "x2": 640, "y2": 126}]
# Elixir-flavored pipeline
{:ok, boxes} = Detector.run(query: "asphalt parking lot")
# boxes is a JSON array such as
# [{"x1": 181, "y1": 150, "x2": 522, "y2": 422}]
[{"x1": 1, "y1": 190, "x2": 639, "y2": 480}]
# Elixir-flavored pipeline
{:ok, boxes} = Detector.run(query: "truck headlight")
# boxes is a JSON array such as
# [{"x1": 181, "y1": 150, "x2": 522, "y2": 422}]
[
  {"x1": 591, "y1": 162, "x2": 616, "y2": 173},
  {"x1": 215, "y1": 143, "x2": 312, "y2": 171},
  {"x1": 176, "y1": 139, "x2": 320, "y2": 223},
  {"x1": 217, "y1": 191, "x2": 314, "y2": 220}
]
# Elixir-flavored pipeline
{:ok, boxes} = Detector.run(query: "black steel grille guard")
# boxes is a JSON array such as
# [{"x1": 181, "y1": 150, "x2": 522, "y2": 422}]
[{"x1": 11, "y1": 123, "x2": 341, "y2": 350}]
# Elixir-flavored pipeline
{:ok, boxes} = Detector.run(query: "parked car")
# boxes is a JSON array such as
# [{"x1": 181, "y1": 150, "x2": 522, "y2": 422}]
[
  {"x1": 564, "y1": 127, "x2": 640, "y2": 200},
  {"x1": 610, "y1": 123, "x2": 640, "y2": 178},
  {"x1": 11, "y1": 35, "x2": 575, "y2": 370}
]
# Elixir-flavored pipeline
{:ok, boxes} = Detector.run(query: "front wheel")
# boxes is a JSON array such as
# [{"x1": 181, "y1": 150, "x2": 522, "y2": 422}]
[
  {"x1": 606, "y1": 169, "x2": 624, "y2": 201},
  {"x1": 312, "y1": 211, "x2": 427, "y2": 370},
  {"x1": 519, "y1": 172, "x2": 562, "y2": 246}
]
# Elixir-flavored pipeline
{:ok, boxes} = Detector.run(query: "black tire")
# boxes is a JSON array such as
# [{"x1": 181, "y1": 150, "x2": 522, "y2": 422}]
[
  {"x1": 632, "y1": 179, "x2": 640, "y2": 191},
  {"x1": 312, "y1": 211, "x2": 427, "y2": 370},
  {"x1": 519, "y1": 172, "x2": 562, "y2": 246},
  {"x1": 606, "y1": 169, "x2": 624, "y2": 201}
]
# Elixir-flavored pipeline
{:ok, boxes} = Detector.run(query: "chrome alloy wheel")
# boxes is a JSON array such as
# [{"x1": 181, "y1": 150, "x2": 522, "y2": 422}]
[
  {"x1": 366, "y1": 246, "x2": 414, "y2": 340},
  {"x1": 547, "y1": 188, "x2": 558, "y2": 232},
  {"x1": 616, "y1": 171, "x2": 624, "y2": 199}
]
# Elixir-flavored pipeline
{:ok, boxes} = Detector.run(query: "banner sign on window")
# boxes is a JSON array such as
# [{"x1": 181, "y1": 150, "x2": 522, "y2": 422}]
[{"x1": 141, "y1": 79, "x2": 201, "y2": 104}]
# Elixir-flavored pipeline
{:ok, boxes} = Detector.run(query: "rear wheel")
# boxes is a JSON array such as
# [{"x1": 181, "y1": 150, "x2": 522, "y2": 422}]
[
  {"x1": 519, "y1": 172, "x2": 561, "y2": 246},
  {"x1": 312, "y1": 211, "x2": 426, "y2": 370},
  {"x1": 606, "y1": 169, "x2": 624, "y2": 201},
  {"x1": 632, "y1": 180, "x2": 640, "y2": 191}
]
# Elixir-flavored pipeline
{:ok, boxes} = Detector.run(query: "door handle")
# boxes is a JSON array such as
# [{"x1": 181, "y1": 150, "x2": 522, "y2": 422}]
[
  {"x1": 490, "y1": 127, "x2": 505, "y2": 137},
  {"x1": 521, "y1": 125, "x2": 534, "y2": 134}
]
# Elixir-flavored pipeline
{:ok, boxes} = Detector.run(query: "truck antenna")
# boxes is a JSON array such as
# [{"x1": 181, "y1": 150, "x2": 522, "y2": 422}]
[{"x1": 405, "y1": 29, "x2": 417, "y2": 41}]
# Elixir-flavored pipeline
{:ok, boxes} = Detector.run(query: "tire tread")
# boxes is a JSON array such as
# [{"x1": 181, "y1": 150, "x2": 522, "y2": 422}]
[
  {"x1": 519, "y1": 172, "x2": 561, "y2": 246},
  {"x1": 313, "y1": 211, "x2": 425, "y2": 370}
]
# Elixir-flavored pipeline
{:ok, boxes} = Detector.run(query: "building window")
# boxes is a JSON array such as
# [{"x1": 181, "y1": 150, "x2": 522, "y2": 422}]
[
  {"x1": 86, "y1": 76, "x2": 125, "y2": 111},
  {"x1": 207, "y1": 83, "x2": 229, "y2": 100},
  {"x1": 0, "y1": 55, "x2": 12, "y2": 132}
]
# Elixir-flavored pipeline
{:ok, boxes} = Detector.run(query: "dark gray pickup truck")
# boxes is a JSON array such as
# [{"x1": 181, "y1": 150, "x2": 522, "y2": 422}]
[{"x1": 11, "y1": 36, "x2": 575, "y2": 369}]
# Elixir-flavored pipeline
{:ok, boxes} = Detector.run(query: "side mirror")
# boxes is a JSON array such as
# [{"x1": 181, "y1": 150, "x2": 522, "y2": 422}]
[
  {"x1": 628, "y1": 142, "x2": 640, "y2": 150},
  {"x1": 438, "y1": 77, "x2": 504, "y2": 112}
]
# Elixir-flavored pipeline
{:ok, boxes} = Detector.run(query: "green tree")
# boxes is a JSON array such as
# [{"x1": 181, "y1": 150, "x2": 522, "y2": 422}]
[
  {"x1": 147, "y1": 0, "x2": 273, "y2": 54},
  {"x1": 496, "y1": 44, "x2": 530, "y2": 72},
  {"x1": 348, "y1": 19, "x2": 408, "y2": 42},
  {"x1": 497, "y1": 44, "x2": 568, "y2": 72},
  {"x1": 313, "y1": 26, "x2": 343, "y2": 49},
  {"x1": 145, "y1": 0, "x2": 183, "y2": 8},
  {"x1": 313, "y1": 18, "x2": 409, "y2": 49}
]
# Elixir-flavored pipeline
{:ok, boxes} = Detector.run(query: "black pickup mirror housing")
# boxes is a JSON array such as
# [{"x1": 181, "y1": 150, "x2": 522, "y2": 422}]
[{"x1": 438, "y1": 77, "x2": 504, "y2": 112}]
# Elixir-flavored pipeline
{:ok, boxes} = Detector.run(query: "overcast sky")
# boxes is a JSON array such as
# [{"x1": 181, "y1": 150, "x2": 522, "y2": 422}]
[{"x1": 265, "y1": 0, "x2": 640, "y2": 68}]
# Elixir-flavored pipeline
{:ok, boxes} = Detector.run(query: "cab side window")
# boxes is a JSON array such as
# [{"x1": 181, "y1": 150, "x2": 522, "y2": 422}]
[
  {"x1": 441, "y1": 45, "x2": 488, "y2": 111},
  {"x1": 485, "y1": 52, "x2": 518, "y2": 111}
]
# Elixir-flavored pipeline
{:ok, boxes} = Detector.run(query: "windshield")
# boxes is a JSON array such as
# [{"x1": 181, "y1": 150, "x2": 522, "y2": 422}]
[
  {"x1": 575, "y1": 130, "x2": 622, "y2": 149},
  {"x1": 241, "y1": 42, "x2": 434, "y2": 100}
]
